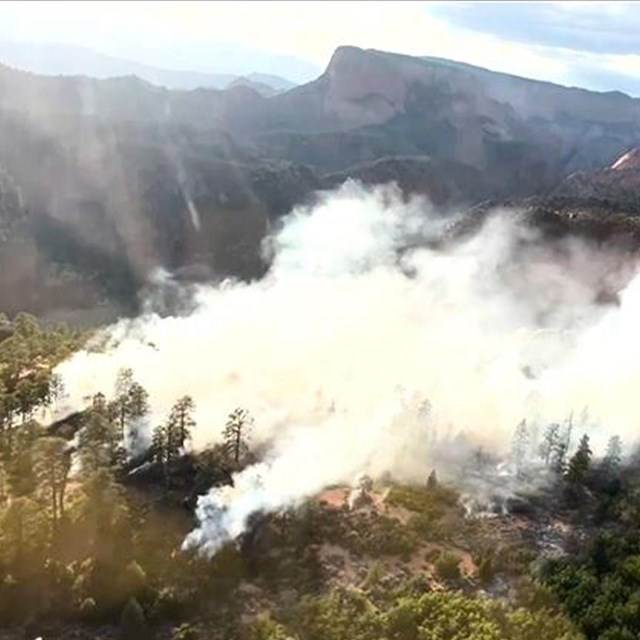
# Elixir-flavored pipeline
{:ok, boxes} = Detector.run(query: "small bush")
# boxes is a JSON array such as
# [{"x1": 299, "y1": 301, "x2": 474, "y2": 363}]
[
  {"x1": 249, "y1": 614, "x2": 291, "y2": 640},
  {"x1": 120, "y1": 597, "x2": 148, "y2": 640},
  {"x1": 435, "y1": 552, "x2": 461, "y2": 581},
  {"x1": 121, "y1": 560, "x2": 150, "y2": 602},
  {"x1": 78, "y1": 597, "x2": 97, "y2": 621},
  {"x1": 172, "y1": 622, "x2": 200, "y2": 640},
  {"x1": 362, "y1": 561, "x2": 385, "y2": 589},
  {"x1": 477, "y1": 556, "x2": 495, "y2": 586},
  {"x1": 387, "y1": 484, "x2": 459, "y2": 516},
  {"x1": 151, "y1": 586, "x2": 191, "y2": 622}
]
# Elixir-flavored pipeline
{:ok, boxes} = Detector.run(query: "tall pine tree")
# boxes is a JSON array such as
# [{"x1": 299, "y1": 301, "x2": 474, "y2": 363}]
[
  {"x1": 565, "y1": 434, "x2": 592, "y2": 485},
  {"x1": 223, "y1": 407, "x2": 252, "y2": 467}
]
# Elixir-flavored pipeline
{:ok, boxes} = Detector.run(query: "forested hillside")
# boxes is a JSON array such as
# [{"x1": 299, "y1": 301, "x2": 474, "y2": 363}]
[{"x1": 2, "y1": 314, "x2": 640, "y2": 639}]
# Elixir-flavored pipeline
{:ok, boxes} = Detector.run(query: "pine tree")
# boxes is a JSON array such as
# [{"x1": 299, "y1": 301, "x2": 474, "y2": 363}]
[
  {"x1": 565, "y1": 434, "x2": 592, "y2": 485},
  {"x1": 125, "y1": 382, "x2": 149, "y2": 451},
  {"x1": 511, "y1": 419, "x2": 529, "y2": 476},
  {"x1": 539, "y1": 423, "x2": 560, "y2": 467},
  {"x1": 552, "y1": 418, "x2": 574, "y2": 476},
  {"x1": 33, "y1": 436, "x2": 71, "y2": 532},
  {"x1": 168, "y1": 395, "x2": 195, "y2": 450},
  {"x1": 108, "y1": 368, "x2": 149, "y2": 448},
  {"x1": 79, "y1": 393, "x2": 122, "y2": 473},
  {"x1": 551, "y1": 440, "x2": 569, "y2": 475},
  {"x1": 74, "y1": 467, "x2": 130, "y2": 562},
  {"x1": 603, "y1": 435, "x2": 623, "y2": 474},
  {"x1": 152, "y1": 397, "x2": 195, "y2": 487},
  {"x1": 152, "y1": 423, "x2": 168, "y2": 465},
  {"x1": 223, "y1": 407, "x2": 252, "y2": 467},
  {"x1": 5, "y1": 418, "x2": 39, "y2": 496}
]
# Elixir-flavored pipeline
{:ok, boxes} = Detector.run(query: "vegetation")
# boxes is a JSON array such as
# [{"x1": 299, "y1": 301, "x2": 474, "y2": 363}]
[
  {"x1": 248, "y1": 587, "x2": 583, "y2": 640},
  {"x1": 0, "y1": 311, "x2": 634, "y2": 640}
]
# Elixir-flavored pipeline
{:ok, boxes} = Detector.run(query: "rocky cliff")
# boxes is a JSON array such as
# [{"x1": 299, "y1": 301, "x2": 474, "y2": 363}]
[{"x1": 247, "y1": 47, "x2": 640, "y2": 194}]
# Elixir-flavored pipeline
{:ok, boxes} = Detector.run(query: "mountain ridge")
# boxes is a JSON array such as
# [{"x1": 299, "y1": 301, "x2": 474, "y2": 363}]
[
  {"x1": 1, "y1": 44, "x2": 640, "y2": 321},
  {"x1": 0, "y1": 39, "x2": 297, "y2": 95}
]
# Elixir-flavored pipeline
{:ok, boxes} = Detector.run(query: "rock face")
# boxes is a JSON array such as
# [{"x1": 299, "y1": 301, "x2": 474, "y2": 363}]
[
  {"x1": 2, "y1": 46, "x2": 640, "y2": 319},
  {"x1": 250, "y1": 48, "x2": 640, "y2": 191},
  {"x1": 554, "y1": 146, "x2": 640, "y2": 203}
]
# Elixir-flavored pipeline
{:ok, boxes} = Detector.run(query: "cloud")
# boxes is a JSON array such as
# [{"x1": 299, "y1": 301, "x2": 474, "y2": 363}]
[
  {"x1": 0, "y1": 2, "x2": 636, "y2": 94},
  {"x1": 429, "y1": 2, "x2": 640, "y2": 56},
  {"x1": 422, "y1": 2, "x2": 640, "y2": 96}
]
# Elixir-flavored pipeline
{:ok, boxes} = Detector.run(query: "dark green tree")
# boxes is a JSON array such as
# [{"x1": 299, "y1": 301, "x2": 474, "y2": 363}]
[
  {"x1": 5, "y1": 418, "x2": 40, "y2": 496},
  {"x1": 565, "y1": 434, "x2": 592, "y2": 485},
  {"x1": 34, "y1": 436, "x2": 71, "y2": 532},
  {"x1": 551, "y1": 439, "x2": 569, "y2": 476}
]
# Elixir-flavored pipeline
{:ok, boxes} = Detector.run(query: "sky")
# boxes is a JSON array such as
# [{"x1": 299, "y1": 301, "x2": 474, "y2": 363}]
[{"x1": 0, "y1": 1, "x2": 638, "y2": 93}]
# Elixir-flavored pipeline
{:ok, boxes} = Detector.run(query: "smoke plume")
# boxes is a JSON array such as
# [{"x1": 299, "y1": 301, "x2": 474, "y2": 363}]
[{"x1": 54, "y1": 181, "x2": 640, "y2": 555}]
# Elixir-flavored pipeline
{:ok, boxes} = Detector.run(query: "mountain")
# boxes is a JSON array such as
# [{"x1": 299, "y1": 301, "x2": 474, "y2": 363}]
[
  {"x1": 245, "y1": 72, "x2": 296, "y2": 93},
  {"x1": 2, "y1": 45, "x2": 640, "y2": 321},
  {"x1": 240, "y1": 47, "x2": 640, "y2": 196},
  {"x1": 0, "y1": 40, "x2": 296, "y2": 95},
  {"x1": 554, "y1": 147, "x2": 640, "y2": 203}
]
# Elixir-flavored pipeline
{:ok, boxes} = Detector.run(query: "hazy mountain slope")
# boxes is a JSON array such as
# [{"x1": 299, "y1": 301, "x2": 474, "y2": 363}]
[
  {"x1": 0, "y1": 92, "x2": 318, "y2": 318},
  {"x1": 321, "y1": 156, "x2": 493, "y2": 208},
  {"x1": 1, "y1": 45, "x2": 640, "y2": 320},
  {"x1": 554, "y1": 147, "x2": 640, "y2": 203},
  {"x1": 0, "y1": 40, "x2": 296, "y2": 94}
]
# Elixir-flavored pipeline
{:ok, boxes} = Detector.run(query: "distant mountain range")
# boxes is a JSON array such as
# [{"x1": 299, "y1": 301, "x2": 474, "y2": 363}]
[
  {"x1": 0, "y1": 40, "x2": 297, "y2": 95},
  {"x1": 0, "y1": 44, "x2": 639, "y2": 322}
]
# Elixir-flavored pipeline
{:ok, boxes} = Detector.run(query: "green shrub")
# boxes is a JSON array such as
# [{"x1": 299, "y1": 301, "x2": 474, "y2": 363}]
[
  {"x1": 286, "y1": 586, "x2": 581, "y2": 640},
  {"x1": 362, "y1": 561, "x2": 385, "y2": 589},
  {"x1": 477, "y1": 556, "x2": 495, "y2": 586},
  {"x1": 387, "y1": 484, "x2": 459, "y2": 516},
  {"x1": 172, "y1": 622, "x2": 200, "y2": 640},
  {"x1": 249, "y1": 614, "x2": 292, "y2": 640},
  {"x1": 435, "y1": 552, "x2": 461, "y2": 582}
]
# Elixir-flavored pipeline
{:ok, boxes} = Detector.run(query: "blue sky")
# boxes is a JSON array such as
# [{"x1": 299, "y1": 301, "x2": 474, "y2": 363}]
[{"x1": 0, "y1": 1, "x2": 638, "y2": 93}]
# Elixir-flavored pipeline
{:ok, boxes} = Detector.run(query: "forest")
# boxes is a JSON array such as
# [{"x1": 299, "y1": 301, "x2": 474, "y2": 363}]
[{"x1": 1, "y1": 312, "x2": 640, "y2": 640}]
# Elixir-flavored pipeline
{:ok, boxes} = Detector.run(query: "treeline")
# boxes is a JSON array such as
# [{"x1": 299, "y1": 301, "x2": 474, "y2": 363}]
[
  {"x1": 249, "y1": 587, "x2": 583, "y2": 640},
  {"x1": 507, "y1": 417, "x2": 640, "y2": 639},
  {"x1": 0, "y1": 313, "x2": 256, "y2": 636},
  {"x1": 510, "y1": 416, "x2": 623, "y2": 489},
  {"x1": 0, "y1": 312, "x2": 627, "y2": 640},
  {"x1": 534, "y1": 436, "x2": 640, "y2": 640}
]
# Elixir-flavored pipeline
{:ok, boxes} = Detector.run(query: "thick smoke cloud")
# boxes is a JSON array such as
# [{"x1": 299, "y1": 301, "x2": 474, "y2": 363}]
[{"x1": 55, "y1": 181, "x2": 640, "y2": 555}]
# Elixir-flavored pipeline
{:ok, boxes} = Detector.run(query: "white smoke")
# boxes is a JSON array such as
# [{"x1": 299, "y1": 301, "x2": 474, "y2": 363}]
[{"x1": 54, "y1": 180, "x2": 640, "y2": 556}]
